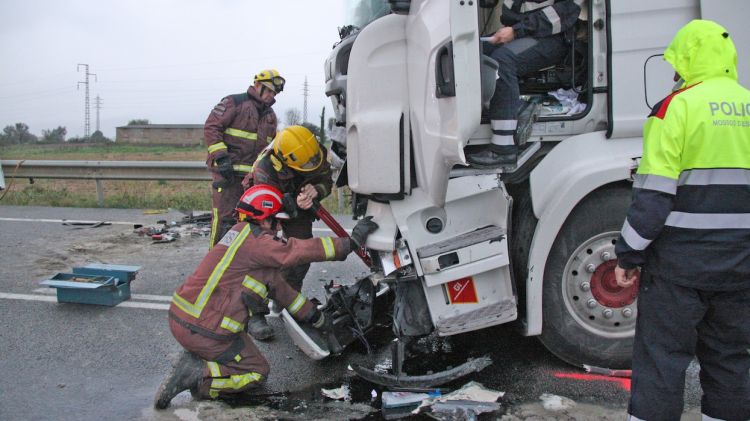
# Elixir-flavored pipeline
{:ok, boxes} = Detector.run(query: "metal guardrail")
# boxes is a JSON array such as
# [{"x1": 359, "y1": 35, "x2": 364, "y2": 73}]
[{"x1": 1, "y1": 160, "x2": 210, "y2": 206}]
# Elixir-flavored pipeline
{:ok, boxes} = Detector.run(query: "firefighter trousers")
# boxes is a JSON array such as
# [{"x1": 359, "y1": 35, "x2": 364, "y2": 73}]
[
  {"x1": 169, "y1": 318, "x2": 269, "y2": 399},
  {"x1": 209, "y1": 173, "x2": 245, "y2": 248},
  {"x1": 629, "y1": 272, "x2": 750, "y2": 421}
]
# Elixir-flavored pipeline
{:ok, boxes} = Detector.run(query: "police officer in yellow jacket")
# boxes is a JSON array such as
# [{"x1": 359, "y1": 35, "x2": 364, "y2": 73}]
[{"x1": 615, "y1": 20, "x2": 750, "y2": 421}]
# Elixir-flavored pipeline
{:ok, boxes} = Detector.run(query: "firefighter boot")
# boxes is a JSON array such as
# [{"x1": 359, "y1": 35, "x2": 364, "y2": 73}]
[
  {"x1": 154, "y1": 351, "x2": 204, "y2": 409},
  {"x1": 247, "y1": 314, "x2": 274, "y2": 341}
]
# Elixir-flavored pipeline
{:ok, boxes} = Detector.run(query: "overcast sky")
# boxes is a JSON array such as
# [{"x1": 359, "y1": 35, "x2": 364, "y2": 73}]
[{"x1": 0, "y1": 0, "x2": 349, "y2": 139}]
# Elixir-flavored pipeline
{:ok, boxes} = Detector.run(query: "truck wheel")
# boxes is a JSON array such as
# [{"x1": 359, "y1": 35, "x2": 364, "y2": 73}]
[{"x1": 539, "y1": 185, "x2": 636, "y2": 369}]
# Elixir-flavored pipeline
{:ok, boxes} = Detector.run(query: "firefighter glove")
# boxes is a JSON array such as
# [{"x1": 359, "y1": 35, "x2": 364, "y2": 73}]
[
  {"x1": 216, "y1": 156, "x2": 234, "y2": 182},
  {"x1": 350, "y1": 216, "x2": 378, "y2": 249}
]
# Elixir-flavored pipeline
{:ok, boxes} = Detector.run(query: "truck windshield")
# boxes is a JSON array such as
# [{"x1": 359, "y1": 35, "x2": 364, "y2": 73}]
[{"x1": 345, "y1": 0, "x2": 390, "y2": 28}]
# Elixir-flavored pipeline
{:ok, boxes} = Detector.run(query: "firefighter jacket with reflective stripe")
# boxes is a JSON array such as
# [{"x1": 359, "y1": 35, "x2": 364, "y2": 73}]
[
  {"x1": 204, "y1": 86, "x2": 278, "y2": 174},
  {"x1": 616, "y1": 20, "x2": 750, "y2": 290},
  {"x1": 501, "y1": 0, "x2": 581, "y2": 39},
  {"x1": 170, "y1": 222, "x2": 351, "y2": 339},
  {"x1": 250, "y1": 147, "x2": 334, "y2": 202}
]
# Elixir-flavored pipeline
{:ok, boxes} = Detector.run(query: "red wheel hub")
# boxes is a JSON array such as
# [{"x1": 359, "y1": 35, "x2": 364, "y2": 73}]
[{"x1": 590, "y1": 260, "x2": 639, "y2": 308}]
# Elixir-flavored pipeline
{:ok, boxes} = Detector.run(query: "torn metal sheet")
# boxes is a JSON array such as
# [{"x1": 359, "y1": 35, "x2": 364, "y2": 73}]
[{"x1": 352, "y1": 356, "x2": 492, "y2": 388}]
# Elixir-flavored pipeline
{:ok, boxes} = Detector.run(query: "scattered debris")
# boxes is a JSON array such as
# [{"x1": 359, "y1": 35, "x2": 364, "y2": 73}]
[
  {"x1": 412, "y1": 381, "x2": 503, "y2": 420},
  {"x1": 321, "y1": 385, "x2": 351, "y2": 401},
  {"x1": 151, "y1": 233, "x2": 178, "y2": 244},
  {"x1": 539, "y1": 393, "x2": 576, "y2": 412},
  {"x1": 132, "y1": 212, "x2": 212, "y2": 245},
  {"x1": 62, "y1": 220, "x2": 111, "y2": 229},
  {"x1": 583, "y1": 364, "x2": 632, "y2": 378},
  {"x1": 383, "y1": 390, "x2": 440, "y2": 408}
]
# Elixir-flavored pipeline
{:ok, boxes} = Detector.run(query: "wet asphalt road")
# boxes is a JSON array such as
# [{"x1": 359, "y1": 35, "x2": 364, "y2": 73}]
[{"x1": 0, "y1": 206, "x2": 702, "y2": 420}]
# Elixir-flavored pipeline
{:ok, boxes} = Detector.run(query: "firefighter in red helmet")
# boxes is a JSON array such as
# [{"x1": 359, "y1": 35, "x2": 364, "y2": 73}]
[{"x1": 154, "y1": 185, "x2": 377, "y2": 408}]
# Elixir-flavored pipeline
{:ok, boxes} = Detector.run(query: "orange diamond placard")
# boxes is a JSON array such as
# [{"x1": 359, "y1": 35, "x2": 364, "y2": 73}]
[{"x1": 445, "y1": 277, "x2": 478, "y2": 304}]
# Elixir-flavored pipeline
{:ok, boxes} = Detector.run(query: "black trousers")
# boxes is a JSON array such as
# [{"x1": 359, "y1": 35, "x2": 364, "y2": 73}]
[
  {"x1": 483, "y1": 34, "x2": 567, "y2": 122},
  {"x1": 629, "y1": 271, "x2": 750, "y2": 421}
]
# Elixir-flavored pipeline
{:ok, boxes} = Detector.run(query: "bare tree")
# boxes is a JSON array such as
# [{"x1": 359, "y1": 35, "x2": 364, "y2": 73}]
[{"x1": 284, "y1": 108, "x2": 302, "y2": 127}]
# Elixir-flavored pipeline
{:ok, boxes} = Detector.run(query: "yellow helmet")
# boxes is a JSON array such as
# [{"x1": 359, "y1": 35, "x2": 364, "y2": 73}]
[
  {"x1": 254, "y1": 69, "x2": 285, "y2": 93},
  {"x1": 272, "y1": 126, "x2": 323, "y2": 172}
]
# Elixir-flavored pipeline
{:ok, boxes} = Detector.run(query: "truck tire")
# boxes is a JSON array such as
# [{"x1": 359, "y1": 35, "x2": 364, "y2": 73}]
[{"x1": 539, "y1": 184, "x2": 636, "y2": 369}]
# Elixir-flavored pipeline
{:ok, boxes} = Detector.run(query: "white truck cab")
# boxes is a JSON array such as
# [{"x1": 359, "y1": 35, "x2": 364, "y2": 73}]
[{"x1": 324, "y1": 0, "x2": 748, "y2": 369}]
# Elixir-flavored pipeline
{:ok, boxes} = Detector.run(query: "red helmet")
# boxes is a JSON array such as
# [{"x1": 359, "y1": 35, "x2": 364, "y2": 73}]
[{"x1": 236, "y1": 185, "x2": 288, "y2": 221}]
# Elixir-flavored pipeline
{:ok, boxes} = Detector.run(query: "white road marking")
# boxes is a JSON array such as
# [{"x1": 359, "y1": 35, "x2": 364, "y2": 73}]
[
  {"x1": 0, "y1": 217, "x2": 136, "y2": 225},
  {"x1": 0, "y1": 292, "x2": 169, "y2": 310},
  {"x1": 0, "y1": 217, "x2": 341, "y2": 233}
]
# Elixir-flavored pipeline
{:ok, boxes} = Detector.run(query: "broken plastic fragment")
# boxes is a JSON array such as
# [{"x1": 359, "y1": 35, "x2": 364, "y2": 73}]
[
  {"x1": 321, "y1": 384, "x2": 351, "y2": 401},
  {"x1": 412, "y1": 381, "x2": 503, "y2": 417},
  {"x1": 540, "y1": 393, "x2": 576, "y2": 412}
]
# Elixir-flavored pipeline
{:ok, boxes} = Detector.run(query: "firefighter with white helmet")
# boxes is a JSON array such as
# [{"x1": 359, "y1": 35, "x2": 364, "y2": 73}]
[{"x1": 154, "y1": 184, "x2": 377, "y2": 409}]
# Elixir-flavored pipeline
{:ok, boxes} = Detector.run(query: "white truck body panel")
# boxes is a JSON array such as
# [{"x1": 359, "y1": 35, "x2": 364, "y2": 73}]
[
  {"x1": 346, "y1": 14, "x2": 410, "y2": 194},
  {"x1": 608, "y1": 0, "x2": 699, "y2": 139}
]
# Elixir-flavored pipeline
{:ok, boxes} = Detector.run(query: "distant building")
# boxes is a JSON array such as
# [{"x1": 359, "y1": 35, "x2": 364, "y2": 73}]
[{"x1": 115, "y1": 124, "x2": 203, "y2": 146}]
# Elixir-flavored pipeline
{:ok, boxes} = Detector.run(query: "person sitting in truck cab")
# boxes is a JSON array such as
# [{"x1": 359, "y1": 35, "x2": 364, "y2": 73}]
[{"x1": 467, "y1": 0, "x2": 583, "y2": 167}]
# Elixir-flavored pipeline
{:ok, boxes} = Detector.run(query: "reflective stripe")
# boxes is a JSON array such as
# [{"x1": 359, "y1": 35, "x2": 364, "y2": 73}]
[
  {"x1": 207, "y1": 361, "x2": 222, "y2": 377},
  {"x1": 490, "y1": 134, "x2": 515, "y2": 146},
  {"x1": 621, "y1": 219, "x2": 652, "y2": 251},
  {"x1": 542, "y1": 5, "x2": 561, "y2": 34},
  {"x1": 241, "y1": 188, "x2": 282, "y2": 204},
  {"x1": 220, "y1": 317, "x2": 244, "y2": 333},
  {"x1": 209, "y1": 208, "x2": 219, "y2": 250},
  {"x1": 266, "y1": 136, "x2": 273, "y2": 143},
  {"x1": 678, "y1": 168, "x2": 750, "y2": 186},
  {"x1": 234, "y1": 354, "x2": 242, "y2": 362},
  {"x1": 321, "y1": 237, "x2": 335, "y2": 260},
  {"x1": 633, "y1": 174, "x2": 677, "y2": 195},
  {"x1": 209, "y1": 372, "x2": 263, "y2": 396},
  {"x1": 172, "y1": 225, "x2": 251, "y2": 318},
  {"x1": 491, "y1": 120, "x2": 517, "y2": 131},
  {"x1": 207, "y1": 142, "x2": 228, "y2": 154},
  {"x1": 287, "y1": 293, "x2": 305, "y2": 315},
  {"x1": 224, "y1": 128, "x2": 258, "y2": 140},
  {"x1": 665, "y1": 212, "x2": 750, "y2": 230},
  {"x1": 242, "y1": 276, "x2": 268, "y2": 300},
  {"x1": 232, "y1": 164, "x2": 253, "y2": 173},
  {"x1": 520, "y1": 0, "x2": 555, "y2": 12}
]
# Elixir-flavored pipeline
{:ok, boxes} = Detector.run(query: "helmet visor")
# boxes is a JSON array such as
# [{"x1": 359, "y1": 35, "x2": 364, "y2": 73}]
[
  {"x1": 296, "y1": 151, "x2": 322, "y2": 171},
  {"x1": 271, "y1": 76, "x2": 285, "y2": 92}
]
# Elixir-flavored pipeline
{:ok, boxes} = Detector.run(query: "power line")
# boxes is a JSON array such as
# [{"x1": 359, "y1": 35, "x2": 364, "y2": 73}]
[{"x1": 77, "y1": 64, "x2": 97, "y2": 138}]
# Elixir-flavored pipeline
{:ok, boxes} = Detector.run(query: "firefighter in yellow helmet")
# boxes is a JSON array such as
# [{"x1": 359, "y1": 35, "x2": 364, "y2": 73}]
[
  {"x1": 240, "y1": 125, "x2": 334, "y2": 340},
  {"x1": 204, "y1": 69, "x2": 286, "y2": 249}
]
